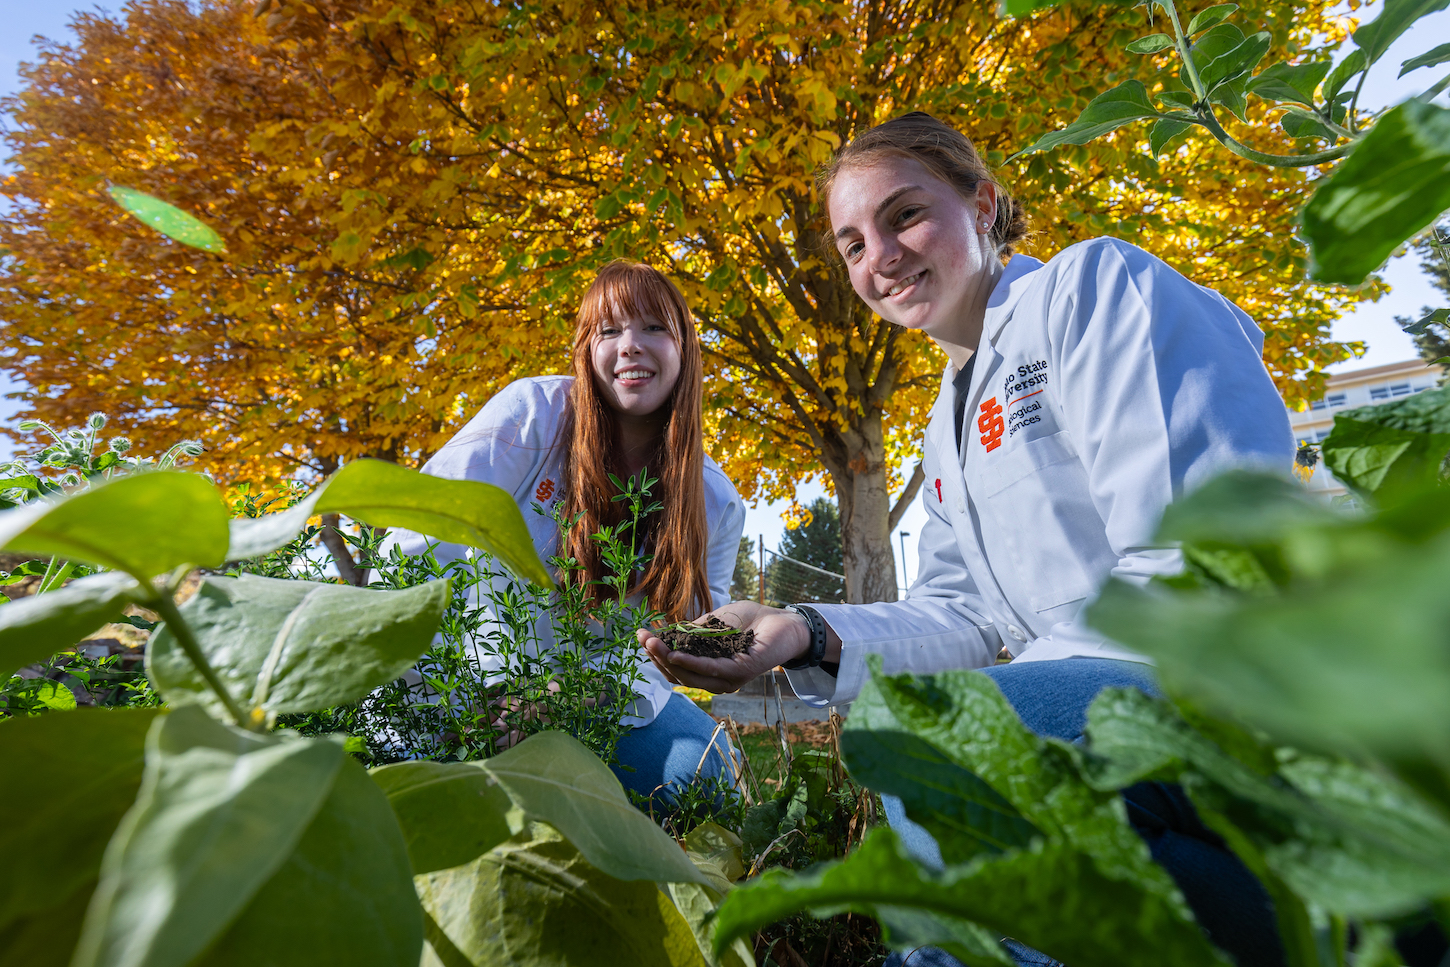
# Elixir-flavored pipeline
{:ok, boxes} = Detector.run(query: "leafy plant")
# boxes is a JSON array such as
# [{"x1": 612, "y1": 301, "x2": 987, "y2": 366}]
[
  {"x1": 0, "y1": 455, "x2": 751, "y2": 967},
  {"x1": 1010, "y1": 0, "x2": 1450, "y2": 290},
  {"x1": 711, "y1": 385, "x2": 1450, "y2": 965}
]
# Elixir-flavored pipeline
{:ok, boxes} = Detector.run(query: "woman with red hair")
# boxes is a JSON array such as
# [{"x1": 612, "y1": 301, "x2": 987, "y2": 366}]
[{"x1": 390, "y1": 261, "x2": 744, "y2": 802}]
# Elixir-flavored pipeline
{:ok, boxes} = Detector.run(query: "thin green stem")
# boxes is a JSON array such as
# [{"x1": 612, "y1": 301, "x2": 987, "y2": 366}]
[
  {"x1": 1419, "y1": 71, "x2": 1450, "y2": 102},
  {"x1": 37, "y1": 555, "x2": 62, "y2": 594},
  {"x1": 148, "y1": 587, "x2": 251, "y2": 728},
  {"x1": 1196, "y1": 107, "x2": 1355, "y2": 166},
  {"x1": 1160, "y1": 0, "x2": 1207, "y2": 100}
]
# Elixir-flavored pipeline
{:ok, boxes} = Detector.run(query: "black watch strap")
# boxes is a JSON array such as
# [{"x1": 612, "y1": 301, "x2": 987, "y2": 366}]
[{"x1": 782, "y1": 604, "x2": 828, "y2": 669}]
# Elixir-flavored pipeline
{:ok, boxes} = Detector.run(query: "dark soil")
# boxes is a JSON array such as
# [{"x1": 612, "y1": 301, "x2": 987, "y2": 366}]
[{"x1": 660, "y1": 616, "x2": 754, "y2": 658}]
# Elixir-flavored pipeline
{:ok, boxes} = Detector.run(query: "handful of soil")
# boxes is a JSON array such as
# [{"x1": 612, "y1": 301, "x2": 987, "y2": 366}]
[{"x1": 659, "y1": 616, "x2": 754, "y2": 659}]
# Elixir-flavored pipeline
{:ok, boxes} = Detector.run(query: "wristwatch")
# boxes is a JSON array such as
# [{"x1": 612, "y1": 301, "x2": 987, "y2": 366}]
[{"x1": 782, "y1": 604, "x2": 828, "y2": 669}]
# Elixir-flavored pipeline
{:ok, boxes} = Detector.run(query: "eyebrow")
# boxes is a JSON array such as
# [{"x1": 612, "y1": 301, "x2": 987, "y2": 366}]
[{"x1": 834, "y1": 185, "x2": 923, "y2": 241}]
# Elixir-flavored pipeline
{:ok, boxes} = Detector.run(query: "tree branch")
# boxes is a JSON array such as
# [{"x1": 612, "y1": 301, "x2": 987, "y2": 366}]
[{"x1": 888, "y1": 460, "x2": 926, "y2": 532}]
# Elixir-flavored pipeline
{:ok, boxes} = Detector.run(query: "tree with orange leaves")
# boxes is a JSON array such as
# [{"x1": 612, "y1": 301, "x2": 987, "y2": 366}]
[{"x1": 1, "y1": 0, "x2": 1375, "y2": 601}]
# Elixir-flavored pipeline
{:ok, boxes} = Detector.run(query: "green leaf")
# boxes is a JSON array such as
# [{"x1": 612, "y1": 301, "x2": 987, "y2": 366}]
[
  {"x1": 1209, "y1": 77, "x2": 1251, "y2": 122},
  {"x1": 1150, "y1": 118, "x2": 1195, "y2": 155},
  {"x1": 1011, "y1": 81, "x2": 1162, "y2": 159},
  {"x1": 1186, "y1": 3, "x2": 1239, "y2": 35},
  {"x1": 664, "y1": 882, "x2": 756, "y2": 967},
  {"x1": 147, "y1": 573, "x2": 452, "y2": 718},
  {"x1": 1319, "y1": 384, "x2": 1450, "y2": 501},
  {"x1": 712, "y1": 829, "x2": 1227, "y2": 966},
  {"x1": 1086, "y1": 483, "x2": 1450, "y2": 809},
  {"x1": 1185, "y1": 22, "x2": 1245, "y2": 79},
  {"x1": 1198, "y1": 30, "x2": 1272, "y2": 92},
  {"x1": 840, "y1": 677, "x2": 1040, "y2": 865},
  {"x1": 1246, "y1": 60, "x2": 1332, "y2": 105},
  {"x1": 0, "y1": 473, "x2": 229, "y2": 581},
  {"x1": 1403, "y1": 306, "x2": 1450, "y2": 332},
  {"x1": 72, "y1": 707, "x2": 344, "y2": 967},
  {"x1": 1302, "y1": 101, "x2": 1450, "y2": 284},
  {"x1": 0, "y1": 710, "x2": 160, "y2": 961},
  {"x1": 1353, "y1": 0, "x2": 1450, "y2": 68},
  {"x1": 106, "y1": 186, "x2": 226, "y2": 254},
  {"x1": 1084, "y1": 688, "x2": 1450, "y2": 916},
  {"x1": 195, "y1": 755, "x2": 421, "y2": 967},
  {"x1": 1281, "y1": 107, "x2": 1338, "y2": 140},
  {"x1": 226, "y1": 458, "x2": 552, "y2": 587},
  {"x1": 416, "y1": 824, "x2": 708, "y2": 967},
  {"x1": 369, "y1": 760, "x2": 518, "y2": 874},
  {"x1": 481, "y1": 731, "x2": 712, "y2": 887},
  {"x1": 0, "y1": 571, "x2": 145, "y2": 679},
  {"x1": 1157, "y1": 90, "x2": 1197, "y2": 110},
  {"x1": 1323, "y1": 49, "x2": 1368, "y2": 104},
  {"x1": 1125, "y1": 33, "x2": 1176, "y2": 54},
  {"x1": 1400, "y1": 41, "x2": 1450, "y2": 76}
]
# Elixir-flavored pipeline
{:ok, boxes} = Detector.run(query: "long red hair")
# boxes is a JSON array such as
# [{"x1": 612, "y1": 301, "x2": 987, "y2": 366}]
[{"x1": 559, "y1": 262, "x2": 710, "y2": 622}]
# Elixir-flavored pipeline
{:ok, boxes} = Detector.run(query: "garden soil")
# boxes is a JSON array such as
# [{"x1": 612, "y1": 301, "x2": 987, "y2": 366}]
[{"x1": 660, "y1": 616, "x2": 753, "y2": 658}]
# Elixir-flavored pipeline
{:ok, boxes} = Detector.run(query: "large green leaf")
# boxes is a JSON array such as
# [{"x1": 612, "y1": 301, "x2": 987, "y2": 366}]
[
  {"x1": 1010, "y1": 81, "x2": 1162, "y2": 159},
  {"x1": 416, "y1": 824, "x2": 707, "y2": 967},
  {"x1": 1087, "y1": 485, "x2": 1450, "y2": 809},
  {"x1": 226, "y1": 458, "x2": 552, "y2": 587},
  {"x1": 198, "y1": 757, "x2": 422, "y2": 967},
  {"x1": 1084, "y1": 688, "x2": 1450, "y2": 916},
  {"x1": 840, "y1": 676, "x2": 1040, "y2": 865},
  {"x1": 1302, "y1": 100, "x2": 1450, "y2": 284},
  {"x1": 712, "y1": 828, "x2": 1227, "y2": 967},
  {"x1": 0, "y1": 710, "x2": 159, "y2": 965},
  {"x1": 106, "y1": 187, "x2": 226, "y2": 254},
  {"x1": 481, "y1": 731, "x2": 711, "y2": 887},
  {"x1": 0, "y1": 473, "x2": 228, "y2": 581},
  {"x1": 72, "y1": 707, "x2": 344, "y2": 967},
  {"x1": 867, "y1": 666, "x2": 1189, "y2": 901},
  {"x1": 369, "y1": 760, "x2": 518, "y2": 874},
  {"x1": 0, "y1": 571, "x2": 145, "y2": 679},
  {"x1": 1246, "y1": 60, "x2": 1331, "y2": 105},
  {"x1": 1352, "y1": 0, "x2": 1450, "y2": 68},
  {"x1": 147, "y1": 573, "x2": 451, "y2": 719},
  {"x1": 1319, "y1": 383, "x2": 1450, "y2": 501}
]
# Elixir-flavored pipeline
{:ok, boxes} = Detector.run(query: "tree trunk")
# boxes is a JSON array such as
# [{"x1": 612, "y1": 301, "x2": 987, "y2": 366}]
[
  {"x1": 319, "y1": 513, "x2": 364, "y2": 586},
  {"x1": 823, "y1": 412, "x2": 899, "y2": 604}
]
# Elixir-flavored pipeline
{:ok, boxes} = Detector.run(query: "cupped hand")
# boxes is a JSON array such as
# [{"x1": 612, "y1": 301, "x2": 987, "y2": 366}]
[{"x1": 636, "y1": 601, "x2": 810, "y2": 694}]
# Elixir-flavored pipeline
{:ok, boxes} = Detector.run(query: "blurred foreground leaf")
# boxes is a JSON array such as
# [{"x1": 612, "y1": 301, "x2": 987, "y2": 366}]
[
  {"x1": 0, "y1": 572, "x2": 145, "y2": 679},
  {"x1": 107, "y1": 186, "x2": 226, "y2": 254}
]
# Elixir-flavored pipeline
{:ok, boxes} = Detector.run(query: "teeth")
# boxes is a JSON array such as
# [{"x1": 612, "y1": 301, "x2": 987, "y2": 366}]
[
  {"x1": 617, "y1": 370, "x2": 652, "y2": 380},
  {"x1": 887, "y1": 271, "x2": 924, "y2": 297}
]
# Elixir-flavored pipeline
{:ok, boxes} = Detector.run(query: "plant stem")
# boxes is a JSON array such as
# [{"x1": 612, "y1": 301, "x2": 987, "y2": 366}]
[
  {"x1": 148, "y1": 587, "x2": 251, "y2": 728},
  {"x1": 1161, "y1": 0, "x2": 1207, "y2": 101},
  {"x1": 1196, "y1": 108, "x2": 1355, "y2": 166}
]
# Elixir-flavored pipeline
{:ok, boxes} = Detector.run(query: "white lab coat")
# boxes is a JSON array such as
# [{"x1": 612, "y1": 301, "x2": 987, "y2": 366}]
[
  {"x1": 387, "y1": 375, "x2": 746, "y2": 726},
  {"x1": 786, "y1": 238, "x2": 1295, "y2": 708}
]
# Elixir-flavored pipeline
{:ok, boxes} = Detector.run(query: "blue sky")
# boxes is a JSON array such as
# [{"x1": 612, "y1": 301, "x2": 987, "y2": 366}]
[{"x1": 2, "y1": 0, "x2": 1447, "y2": 583}]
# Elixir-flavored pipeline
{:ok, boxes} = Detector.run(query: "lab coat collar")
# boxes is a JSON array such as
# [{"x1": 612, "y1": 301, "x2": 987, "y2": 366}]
[{"x1": 983, "y1": 253, "x2": 1045, "y2": 341}]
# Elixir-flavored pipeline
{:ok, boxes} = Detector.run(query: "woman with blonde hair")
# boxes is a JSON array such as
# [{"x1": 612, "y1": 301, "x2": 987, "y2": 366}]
[
  {"x1": 391, "y1": 261, "x2": 744, "y2": 802},
  {"x1": 644, "y1": 113, "x2": 1296, "y2": 965}
]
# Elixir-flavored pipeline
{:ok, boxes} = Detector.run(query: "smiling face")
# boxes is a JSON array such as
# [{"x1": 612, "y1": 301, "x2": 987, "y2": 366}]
[
  {"x1": 589, "y1": 312, "x2": 683, "y2": 420},
  {"x1": 828, "y1": 154, "x2": 1001, "y2": 359}
]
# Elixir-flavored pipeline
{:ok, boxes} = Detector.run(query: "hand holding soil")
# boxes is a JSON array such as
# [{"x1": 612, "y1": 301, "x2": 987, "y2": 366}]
[{"x1": 638, "y1": 602, "x2": 812, "y2": 694}]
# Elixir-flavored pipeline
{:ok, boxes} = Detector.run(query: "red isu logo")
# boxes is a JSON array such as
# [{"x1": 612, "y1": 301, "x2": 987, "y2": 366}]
[
  {"x1": 978, "y1": 398, "x2": 1005, "y2": 452},
  {"x1": 534, "y1": 478, "x2": 556, "y2": 502}
]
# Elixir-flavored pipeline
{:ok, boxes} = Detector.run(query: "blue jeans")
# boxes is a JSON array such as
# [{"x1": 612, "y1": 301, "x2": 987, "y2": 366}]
[
  {"x1": 610, "y1": 691, "x2": 736, "y2": 806},
  {"x1": 883, "y1": 658, "x2": 1285, "y2": 967}
]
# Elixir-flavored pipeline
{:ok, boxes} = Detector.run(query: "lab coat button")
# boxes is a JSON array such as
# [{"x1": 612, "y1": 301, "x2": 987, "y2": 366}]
[
  {"x1": 954, "y1": 498, "x2": 966, "y2": 514},
  {"x1": 1006, "y1": 624, "x2": 1027, "y2": 643}
]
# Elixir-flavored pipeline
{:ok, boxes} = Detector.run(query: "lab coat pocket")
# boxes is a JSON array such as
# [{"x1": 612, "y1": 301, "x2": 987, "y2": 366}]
[{"x1": 981, "y1": 432, "x2": 1108, "y2": 613}]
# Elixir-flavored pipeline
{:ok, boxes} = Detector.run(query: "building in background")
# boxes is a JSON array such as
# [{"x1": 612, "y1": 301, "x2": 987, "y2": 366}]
[{"x1": 1290, "y1": 358, "x2": 1442, "y2": 495}]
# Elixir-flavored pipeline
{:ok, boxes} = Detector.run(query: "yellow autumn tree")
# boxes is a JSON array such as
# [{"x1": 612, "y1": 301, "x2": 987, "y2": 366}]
[
  {"x1": 268, "y1": 0, "x2": 1373, "y2": 599},
  {"x1": 1, "y1": 0, "x2": 1375, "y2": 600},
  {"x1": 0, "y1": 0, "x2": 564, "y2": 486}
]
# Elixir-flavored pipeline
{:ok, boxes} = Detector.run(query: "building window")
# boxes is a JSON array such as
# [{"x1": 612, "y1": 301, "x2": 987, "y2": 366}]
[
  {"x1": 1311, "y1": 398, "x2": 1327, "y2": 410},
  {"x1": 1371, "y1": 385, "x2": 1389, "y2": 400},
  {"x1": 1316, "y1": 428, "x2": 1332, "y2": 442},
  {"x1": 1390, "y1": 382, "x2": 1412, "y2": 397},
  {"x1": 1326, "y1": 393, "x2": 1347, "y2": 407}
]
